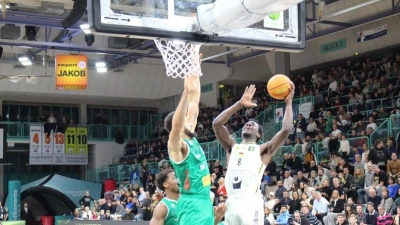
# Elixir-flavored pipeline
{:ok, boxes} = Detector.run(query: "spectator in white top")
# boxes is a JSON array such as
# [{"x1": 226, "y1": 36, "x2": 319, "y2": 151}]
[
  {"x1": 244, "y1": 107, "x2": 253, "y2": 117},
  {"x1": 338, "y1": 135, "x2": 350, "y2": 159},
  {"x1": 312, "y1": 192, "x2": 330, "y2": 222},
  {"x1": 266, "y1": 192, "x2": 276, "y2": 211},
  {"x1": 328, "y1": 78, "x2": 338, "y2": 95},
  {"x1": 47, "y1": 113, "x2": 57, "y2": 124},
  {"x1": 307, "y1": 118, "x2": 317, "y2": 132},
  {"x1": 331, "y1": 125, "x2": 342, "y2": 138},
  {"x1": 283, "y1": 170, "x2": 295, "y2": 191},
  {"x1": 366, "y1": 116, "x2": 378, "y2": 130}
]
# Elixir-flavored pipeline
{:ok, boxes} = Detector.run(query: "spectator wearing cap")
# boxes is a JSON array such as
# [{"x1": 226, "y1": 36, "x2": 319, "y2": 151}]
[{"x1": 266, "y1": 192, "x2": 276, "y2": 211}]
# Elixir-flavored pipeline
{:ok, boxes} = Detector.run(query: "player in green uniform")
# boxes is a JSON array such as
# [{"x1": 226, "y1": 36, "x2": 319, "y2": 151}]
[
  {"x1": 149, "y1": 169, "x2": 226, "y2": 225},
  {"x1": 163, "y1": 54, "x2": 214, "y2": 225}
]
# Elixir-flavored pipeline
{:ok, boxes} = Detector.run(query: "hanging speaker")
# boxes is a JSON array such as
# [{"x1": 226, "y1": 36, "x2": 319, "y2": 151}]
[{"x1": 61, "y1": 0, "x2": 87, "y2": 29}]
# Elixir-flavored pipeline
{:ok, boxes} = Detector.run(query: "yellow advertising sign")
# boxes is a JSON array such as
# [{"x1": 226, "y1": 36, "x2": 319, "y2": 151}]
[
  {"x1": 65, "y1": 127, "x2": 77, "y2": 154},
  {"x1": 55, "y1": 55, "x2": 88, "y2": 90},
  {"x1": 76, "y1": 127, "x2": 88, "y2": 154}
]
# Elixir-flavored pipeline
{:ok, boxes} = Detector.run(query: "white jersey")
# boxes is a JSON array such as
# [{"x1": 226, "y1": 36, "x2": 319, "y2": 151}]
[{"x1": 225, "y1": 143, "x2": 266, "y2": 196}]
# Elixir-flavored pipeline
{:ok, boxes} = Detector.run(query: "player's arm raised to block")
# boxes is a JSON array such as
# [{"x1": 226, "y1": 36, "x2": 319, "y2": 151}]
[
  {"x1": 213, "y1": 85, "x2": 257, "y2": 155},
  {"x1": 186, "y1": 53, "x2": 202, "y2": 132},
  {"x1": 186, "y1": 76, "x2": 201, "y2": 133},
  {"x1": 261, "y1": 82, "x2": 295, "y2": 164},
  {"x1": 168, "y1": 76, "x2": 197, "y2": 162},
  {"x1": 149, "y1": 203, "x2": 167, "y2": 225}
]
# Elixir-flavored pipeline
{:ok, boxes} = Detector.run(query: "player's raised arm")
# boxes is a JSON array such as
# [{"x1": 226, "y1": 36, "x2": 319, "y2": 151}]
[
  {"x1": 212, "y1": 85, "x2": 257, "y2": 153},
  {"x1": 149, "y1": 203, "x2": 167, "y2": 225},
  {"x1": 166, "y1": 76, "x2": 197, "y2": 161},
  {"x1": 261, "y1": 82, "x2": 295, "y2": 159},
  {"x1": 186, "y1": 74, "x2": 201, "y2": 133}
]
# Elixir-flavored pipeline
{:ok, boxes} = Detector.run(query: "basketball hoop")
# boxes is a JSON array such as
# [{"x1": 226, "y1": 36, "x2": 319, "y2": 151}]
[{"x1": 154, "y1": 40, "x2": 202, "y2": 79}]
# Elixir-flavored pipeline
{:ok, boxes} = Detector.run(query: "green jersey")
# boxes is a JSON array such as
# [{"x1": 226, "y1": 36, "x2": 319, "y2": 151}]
[
  {"x1": 159, "y1": 197, "x2": 178, "y2": 225},
  {"x1": 170, "y1": 138, "x2": 211, "y2": 196}
]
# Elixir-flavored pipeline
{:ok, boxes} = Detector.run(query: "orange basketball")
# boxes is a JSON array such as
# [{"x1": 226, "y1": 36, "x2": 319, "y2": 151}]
[{"x1": 267, "y1": 74, "x2": 291, "y2": 100}]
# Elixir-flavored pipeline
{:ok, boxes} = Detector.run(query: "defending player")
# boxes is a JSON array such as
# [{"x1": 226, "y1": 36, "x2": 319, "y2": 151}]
[
  {"x1": 149, "y1": 169, "x2": 226, "y2": 225},
  {"x1": 212, "y1": 83, "x2": 295, "y2": 225},
  {"x1": 163, "y1": 55, "x2": 214, "y2": 225}
]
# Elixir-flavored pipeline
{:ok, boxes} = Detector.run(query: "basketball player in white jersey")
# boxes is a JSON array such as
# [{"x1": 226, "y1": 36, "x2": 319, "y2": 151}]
[{"x1": 212, "y1": 83, "x2": 295, "y2": 225}]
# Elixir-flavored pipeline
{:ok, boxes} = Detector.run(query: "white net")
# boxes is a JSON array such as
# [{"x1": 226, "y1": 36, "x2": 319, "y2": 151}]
[{"x1": 154, "y1": 40, "x2": 202, "y2": 79}]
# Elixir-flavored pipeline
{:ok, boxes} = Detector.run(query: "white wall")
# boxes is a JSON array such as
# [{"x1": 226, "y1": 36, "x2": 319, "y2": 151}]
[
  {"x1": 92, "y1": 141, "x2": 125, "y2": 169},
  {"x1": 230, "y1": 54, "x2": 273, "y2": 82}
]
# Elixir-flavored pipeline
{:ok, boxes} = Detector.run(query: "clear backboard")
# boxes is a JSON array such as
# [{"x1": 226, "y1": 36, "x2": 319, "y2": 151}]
[{"x1": 88, "y1": 0, "x2": 306, "y2": 52}]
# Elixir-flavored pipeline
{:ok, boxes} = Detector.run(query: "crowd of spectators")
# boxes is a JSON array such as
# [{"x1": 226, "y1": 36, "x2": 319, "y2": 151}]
[
  {"x1": 75, "y1": 186, "x2": 162, "y2": 221},
  {"x1": 107, "y1": 52, "x2": 400, "y2": 225}
]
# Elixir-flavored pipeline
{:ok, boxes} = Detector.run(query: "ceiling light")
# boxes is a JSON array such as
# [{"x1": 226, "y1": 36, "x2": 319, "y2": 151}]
[
  {"x1": 18, "y1": 56, "x2": 32, "y2": 66},
  {"x1": 95, "y1": 62, "x2": 106, "y2": 68},
  {"x1": 97, "y1": 67, "x2": 107, "y2": 73},
  {"x1": 80, "y1": 23, "x2": 91, "y2": 34},
  {"x1": 0, "y1": 4, "x2": 10, "y2": 9}
]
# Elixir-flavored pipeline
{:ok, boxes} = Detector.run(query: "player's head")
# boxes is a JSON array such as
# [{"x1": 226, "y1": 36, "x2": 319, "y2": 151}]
[
  {"x1": 241, "y1": 119, "x2": 263, "y2": 142},
  {"x1": 156, "y1": 169, "x2": 179, "y2": 194},
  {"x1": 164, "y1": 111, "x2": 197, "y2": 139}
]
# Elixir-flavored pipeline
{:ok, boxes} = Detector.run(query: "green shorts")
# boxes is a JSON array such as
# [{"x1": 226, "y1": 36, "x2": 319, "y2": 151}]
[{"x1": 177, "y1": 194, "x2": 214, "y2": 225}]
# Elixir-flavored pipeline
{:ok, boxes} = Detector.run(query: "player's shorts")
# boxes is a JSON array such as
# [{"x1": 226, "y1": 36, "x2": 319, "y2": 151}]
[
  {"x1": 177, "y1": 194, "x2": 214, "y2": 225},
  {"x1": 224, "y1": 195, "x2": 264, "y2": 225}
]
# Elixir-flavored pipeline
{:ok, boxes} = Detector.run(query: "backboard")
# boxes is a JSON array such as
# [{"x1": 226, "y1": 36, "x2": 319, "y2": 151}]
[{"x1": 88, "y1": 0, "x2": 306, "y2": 52}]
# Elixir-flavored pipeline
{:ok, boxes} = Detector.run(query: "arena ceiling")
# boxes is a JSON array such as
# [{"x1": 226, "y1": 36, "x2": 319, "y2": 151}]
[{"x1": 0, "y1": 0, "x2": 397, "y2": 105}]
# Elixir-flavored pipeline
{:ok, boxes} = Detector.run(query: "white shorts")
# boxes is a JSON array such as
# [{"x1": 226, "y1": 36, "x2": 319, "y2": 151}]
[{"x1": 224, "y1": 195, "x2": 264, "y2": 225}]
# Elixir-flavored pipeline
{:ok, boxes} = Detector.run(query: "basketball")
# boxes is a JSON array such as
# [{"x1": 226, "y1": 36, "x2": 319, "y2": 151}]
[{"x1": 267, "y1": 74, "x2": 291, "y2": 100}]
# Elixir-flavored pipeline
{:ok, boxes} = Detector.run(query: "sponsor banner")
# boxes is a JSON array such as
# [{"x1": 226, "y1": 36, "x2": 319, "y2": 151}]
[{"x1": 357, "y1": 24, "x2": 387, "y2": 42}]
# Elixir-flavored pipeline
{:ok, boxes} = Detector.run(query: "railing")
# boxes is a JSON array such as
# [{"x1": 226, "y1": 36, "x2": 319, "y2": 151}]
[
  {"x1": 143, "y1": 114, "x2": 163, "y2": 139},
  {"x1": 389, "y1": 114, "x2": 400, "y2": 137},
  {"x1": 369, "y1": 119, "x2": 389, "y2": 146}
]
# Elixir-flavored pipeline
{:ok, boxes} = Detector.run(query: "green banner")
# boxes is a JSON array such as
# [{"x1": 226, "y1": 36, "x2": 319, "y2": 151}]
[
  {"x1": 65, "y1": 127, "x2": 77, "y2": 154},
  {"x1": 201, "y1": 83, "x2": 213, "y2": 93},
  {"x1": 320, "y1": 38, "x2": 347, "y2": 54}
]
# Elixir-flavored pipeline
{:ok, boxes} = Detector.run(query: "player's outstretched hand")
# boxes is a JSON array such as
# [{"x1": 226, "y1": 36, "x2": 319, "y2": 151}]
[
  {"x1": 214, "y1": 202, "x2": 227, "y2": 219},
  {"x1": 285, "y1": 81, "x2": 295, "y2": 103},
  {"x1": 239, "y1": 84, "x2": 257, "y2": 108}
]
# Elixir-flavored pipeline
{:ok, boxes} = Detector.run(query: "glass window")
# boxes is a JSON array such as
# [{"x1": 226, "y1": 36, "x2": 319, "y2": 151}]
[
  {"x1": 9, "y1": 105, "x2": 19, "y2": 121},
  {"x1": 121, "y1": 110, "x2": 129, "y2": 125},
  {"x1": 2, "y1": 105, "x2": 9, "y2": 121},
  {"x1": 30, "y1": 106, "x2": 39, "y2": 122},
  {"x1": 20, "y1": 106, "x2": 29, "y2": 122},
  {"x1": 71, "y1": 107, "x2": 79, "y2": 124},
  {"x1": 51, "y1": 106, "x2": 61, "y2": 121},
  {"x1": 42, "y1": 106, "x2": 51, "y2": 118},
  {"x1": 110, "y1": 109, "x2": 119, "y2": 125},
  {"x1": 130, "y1": 110, "x2": 138, "y2": 125},
  {"x1": 102, "y1": 109, "x2": 109, "y2": 125},
  {"x1": 139, "y1": 111, "x2": 148, "y2": 125}
]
